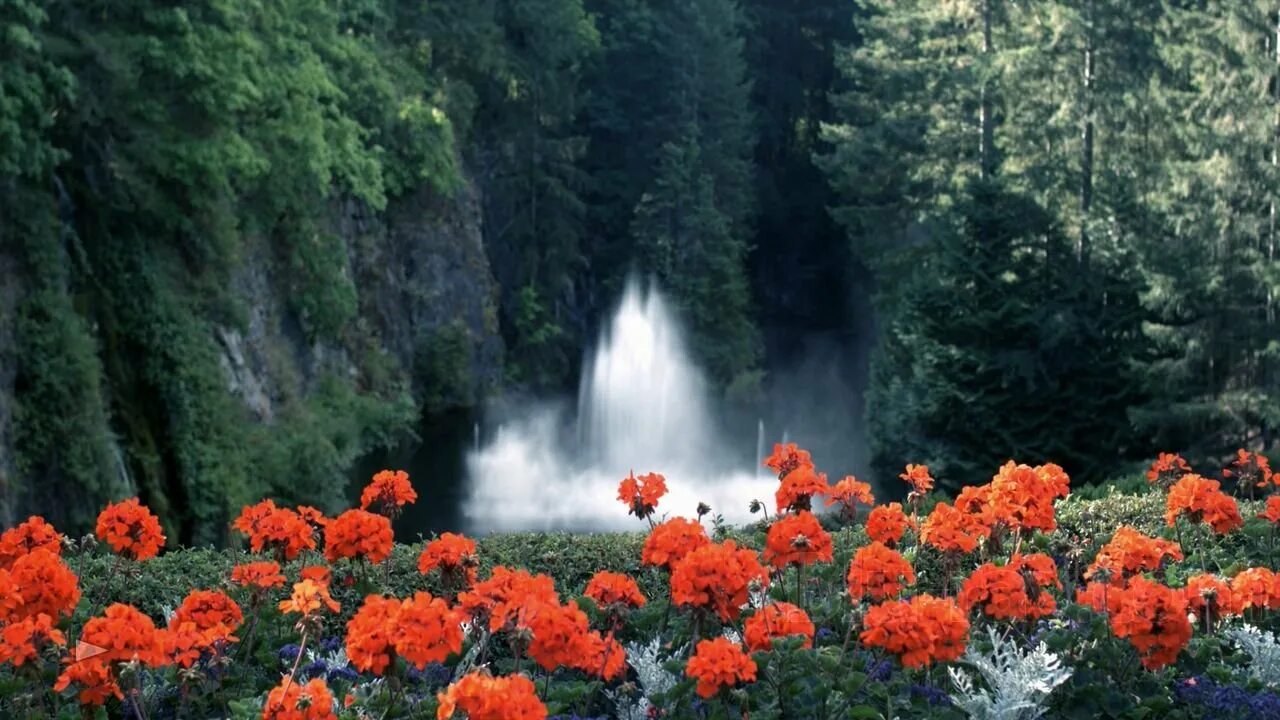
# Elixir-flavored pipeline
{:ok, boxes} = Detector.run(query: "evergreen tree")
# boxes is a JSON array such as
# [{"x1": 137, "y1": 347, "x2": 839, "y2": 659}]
[
  {"x1": 866, "y1": 180, "x2": 1144, "y2": 489},
  {"x1": 584, "y1": 0, "x2": 760, "y2": 386}
]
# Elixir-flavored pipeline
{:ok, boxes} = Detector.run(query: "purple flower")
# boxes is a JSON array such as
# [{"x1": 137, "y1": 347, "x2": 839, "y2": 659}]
[{"x1": 910, "y1": 683, "x2": 952, "y2": 707}]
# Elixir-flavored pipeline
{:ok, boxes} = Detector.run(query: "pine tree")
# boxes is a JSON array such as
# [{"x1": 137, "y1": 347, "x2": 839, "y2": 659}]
[{"x1": 584, "y1": 0, "x2": 760, "y2": 386}]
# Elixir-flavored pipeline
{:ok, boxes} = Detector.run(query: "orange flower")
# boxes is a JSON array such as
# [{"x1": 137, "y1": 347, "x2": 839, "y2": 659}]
[
  {"x1": 1165, "y1": 474, "x2": 1243, "y2": 534},
  {"x1": 1147, "y1": 452, "x2": 1193, "y2": 487},
  {"x1": 418, "y1": 532, "x2": 479, "y2": 585},
  {"x1": 1107, "y1": 576, "x2": 1192, "y2": 670},
  {"x1": 0, "y1": 516, "x2": 63, "y2": 570},
  {"x1": 457, "y1": 566, "x2": 559, "y2": 629},
  {"x1": 0, "y1": 612, "x2": 66, "y2": 666},
  {"x1": 232, "y1": 561, "x2": 287, "y2": 590},
  {"x1": 513, "y1": 598, "x2": 592, "y2": 672},
  {"x1": 360, "y1": 470, "x2": 418, "y2": 515},
  {"x1": 685, "y1": 637, "x2": 757, "y2": 698},
  {"x1": 1260, "y1": 496, "x2": 1280, "y2": 524},
  {"x1": 300, "y1": 565, "x2": 332, "y2": 587},
  {"x1": 958, "y1": 561, "x2": 1056, "y2": 621},
  {"x1": 167, "y1": 590, "x2": 242, "y2": 661},
  {"x1": 743, "y1": 602, "x2": 814, "y2": 652},
  {"x1": 860, "y1": 594, "x2": 969, "y2": 668},
  {"x1": 846, "y1": 541, "x2": 916, "y2": 602},
  {"x1": 436, "y1": 671, "x2": 547, "y2": 720},
  {"x1": 579, "y1": 631, "x2": 627, "y2": 680},
  {"x1": 1223, "y1": 448, "x2": 1275, "y2": 489},
  {"x1": 1011, "y1": 553, "x2": 1062, "y2": 590},
  {"x1": 900, "y1": 464, "x2": 934, "y2": 495},
  {"x1": 1085, "y1": 526, "x2": 1183, "y2": 581},
  {"x1": 296, "y1": 506, "x2": 330, "y2": 529},
  {"x1": 396, "y1": 592, "x2": 464, "y2": 669},
  {"x1": 984, "y1": 461, "x2": 1070, "y2": 533},
  {"x1": 345, "y1": 594, "x2": 403, "y2": 675},
  {"x1": 584, "y1": 571, "x2": 646, "y2": 608},
  {"x1": 775, "y1": 465, "x2": 831, "y2": 513},
  {"x1": 954, "y1": 484, "x2": 998, "y2": 530},
  {"x1": 670, "y1": 540, "x2": 768, "y2": 622},
  {"x1": 279, "y1": 579, "x2": 340, "y2": 618},
  {"x1": 79, "y1": 603, "x2": 167, "y2": 666},
  {"x1": 641, "y1": 517, "x2": 710, "y2": 571},
  {"x1": 53, "y1": 657, "x2": 120, "y2": 706},
  {"x1": 763, "y1": 511, "x2": 833, "y2": 569},
  {"x1": 264, "y1": 677, "x2": 338, "y2": 720},
  {"x1": 95, "y1": 498, "x2": 165, "y2": 560},
  {"x1": 763, "y1": 442, "x2": 813, "y2": 478},
  {"x1": 324, "y1": 509, "x2": 394, "y2": 564},
  {"x1": 232, "y1": 501, "x2": 316, "y2": 561},
  {"x1": 9, "y1": 548, "x2": 80, "y2": 621},
  {"x1": 865, "y1": 503, "x2": 914, "y2": 547},
  {"x1": 921, "y1": 502, "x2": 989, "y2": 554},
  {"x1": 617, "y1": 471, "x2": 668, "y2": 519},
  {"x1": 1183, "y1": 573, "x2": 1241, "y2": 626},
  {"x1": 1231, "y1": 567, "x2": 1280, "y2": 611},
  {"x1": 826, "y1": 476, "x2": 875, "y2": 520}
]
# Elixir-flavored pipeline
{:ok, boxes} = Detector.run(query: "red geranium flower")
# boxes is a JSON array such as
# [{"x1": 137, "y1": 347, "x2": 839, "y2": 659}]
[
  {"x1": 584, "y1": 571, "x2": 646, "y2": 609},
  {"x1": 0, "y1": 516, "x2": 63, "y2": 570},
  {"x1": 360, "y1": 470, "x2": 418, "y2": 516},
  {"x1": 670, "y1": 540, "x2": 768, "y2": 622},
  {"x1": 324, "y1": 509, "x2": 394, "y2": 564},
  {"x1": 846, "y1": 541, "x2": 916, "y2": 602},
  {"x1": 617, "y1": 471, "x2": 668, "y2": 519},
  {"x1": 641, "y1": 517, "x2": 710, "y2": 571},
  {"x1": 95, "y1": 498, "x2": 165, "y2": 560},
  {"x1": 763, "y1": 511, "x2": 833, "y2": 569},
  {"x1": 436, "y1": 671, "x2": 547, "y2": 720},
  {"x1": 685, "y1": 637, "x2": 757, "y2": 698},
  {"x1": 860, "y1": 594, "x2": 969, "y2": 668},
  {"x1": 866, "y1": 503, "x2": 914, "y2": 547},
  {"x1": 743, "y1": 601, "x2": 814, "y2": 652}
]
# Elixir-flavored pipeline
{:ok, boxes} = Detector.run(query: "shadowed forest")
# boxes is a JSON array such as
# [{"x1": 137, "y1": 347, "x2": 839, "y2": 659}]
[{"x1": 3, "y1": 0, "x2": 1279, "y2": 541}]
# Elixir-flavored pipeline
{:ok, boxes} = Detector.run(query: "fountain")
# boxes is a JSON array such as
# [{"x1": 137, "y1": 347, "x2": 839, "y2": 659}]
[{"x1": 462, "y1": 279, "x2": 775, "y2": 532}]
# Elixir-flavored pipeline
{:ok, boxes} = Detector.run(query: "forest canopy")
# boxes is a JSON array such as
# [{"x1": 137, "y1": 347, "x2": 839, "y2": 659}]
[{"x1": 2, "y1": 0, "x2": 1279, "y2": 537}]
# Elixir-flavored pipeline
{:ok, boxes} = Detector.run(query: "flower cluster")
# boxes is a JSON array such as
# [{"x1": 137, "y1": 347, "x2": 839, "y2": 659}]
[
  {"x1": 743, "y1": 602, "x2": 814, "y2": 652},
  {"x1": 1107, "y1": 576, "x2": 1193, "y2": 670},
  {"x1": 1165, "y1": 474, "x2": 1243, "y2": 534},
  {"x1": 670, "y1": 540, "x2": 768, "y2": 621},
  {"x1": 347, "y1": 592, "x2": 462, "y2": 674},
  {"x1": 860, "y1": 594, "x2": 970, "y2": 669},
  {"x1": 685, "y1": 637, "x2": 758, "y2": 698},
  {"x1": 324, "y1": 509, "x2": 394, "y2": 564},
  {"x1": 418, "y1": 532, "x2": 479, "y2": 588},
  {"x1": 775, "y1": 465, "x2": 831, "y2": 513},
  {"x1": 584, "y1": 571, "x2": 646, "y2": 609},
  {"x1": 763, "y1": 510, "x2": 833, "y2": 568},
  {"x1": 640, "y1": 517, "x2": 709, "y2": 570},
  {"x1": 1147, "y1": 452, "x2": 1193, "y2": 487},
  {"x1": 233, "y1": 500, "x2": 317, "y2": 561},
  {"x1": 360, "y1": 469, "x2": 418, "y2": 515},
  {"x1": 95, "y1": 497, "x2": 166, "y2": 560},
  {"x1": 437, "y1": 671, "x2": 547, "y2": 719},
  {"x1": 617, "y1": 471, "x2": 668, "y2": 519},
  {"x1": 866, "y1": 502, "x2": 913, "y2": 547},
  {"x1": 958, "y1": 559, "x2": 1056, "y2": 620},
  {"x1": 846, "y1": 541, "x2": 916, "y2": 602},
  {"x1": 1224, "y1": 449, "x2": 1275, "y2": 490}
]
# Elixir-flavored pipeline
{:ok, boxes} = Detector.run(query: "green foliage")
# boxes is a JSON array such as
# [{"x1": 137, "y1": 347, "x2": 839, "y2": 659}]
[
  {"x1": 413, "y1": 321, "x2": 477, "y2": 416},
  {"x1": 863, "y1": 180, "x2": 1146, "y2": 490}
]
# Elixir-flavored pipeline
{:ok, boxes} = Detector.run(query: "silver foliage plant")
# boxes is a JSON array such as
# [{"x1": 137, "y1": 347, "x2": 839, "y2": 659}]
[
  {"x1": 607, "y1": 636, "x2": 680, "y2": 720},
  {"x1": 948, "y1": 628, "x2": 1072, "y2": 720},
  {"x1": 1227, "y1": 624, "x2": 1280, "y2": 687}
]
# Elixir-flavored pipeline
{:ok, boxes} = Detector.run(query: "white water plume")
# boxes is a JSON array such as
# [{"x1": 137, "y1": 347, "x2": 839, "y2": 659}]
[{"x1": 462, "y1": 280, "x2": 775, "y2": 532}]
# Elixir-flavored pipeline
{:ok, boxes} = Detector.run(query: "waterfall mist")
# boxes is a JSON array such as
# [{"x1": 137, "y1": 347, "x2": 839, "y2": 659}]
[{"x1": 462, "y1": 280, "x2": 775, "y2": 532}]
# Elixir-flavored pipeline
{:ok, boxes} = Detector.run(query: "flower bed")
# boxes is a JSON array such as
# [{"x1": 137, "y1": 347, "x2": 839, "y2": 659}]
[{"x1": 3, "y1": 449, "x2": 1280, "y2": 719}]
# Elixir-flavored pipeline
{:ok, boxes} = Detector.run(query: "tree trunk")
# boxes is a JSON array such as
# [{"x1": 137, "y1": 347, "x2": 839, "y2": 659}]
[
  {"x1": 1079, "y1": 0, "x2": 1095, "y2": 268},
  {"x1": 979, "y1": 0, "x2": 995, "y2": 179}
]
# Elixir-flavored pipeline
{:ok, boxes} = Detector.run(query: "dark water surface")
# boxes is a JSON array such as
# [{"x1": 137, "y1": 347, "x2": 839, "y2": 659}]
[{"x1": 350, "y1": 408, "x2": 475, "y2": 540}]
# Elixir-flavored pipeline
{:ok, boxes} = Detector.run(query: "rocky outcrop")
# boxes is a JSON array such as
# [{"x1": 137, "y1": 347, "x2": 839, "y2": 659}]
[{"x1": 211, "y1": 175, "x2": 503, "y2": 428}]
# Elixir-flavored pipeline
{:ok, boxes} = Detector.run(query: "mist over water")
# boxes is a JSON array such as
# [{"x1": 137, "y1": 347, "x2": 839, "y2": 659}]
[{"x1": 462, "y1": 280, "x2": 777, "y2": 532}]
